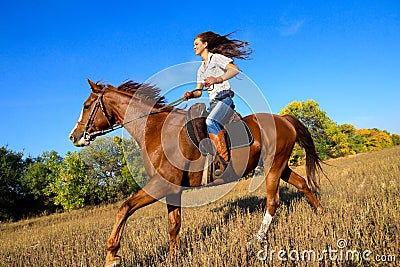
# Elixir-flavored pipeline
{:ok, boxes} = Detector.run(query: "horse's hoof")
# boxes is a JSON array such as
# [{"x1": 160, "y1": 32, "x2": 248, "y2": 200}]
[
  {"x1": 246, "y1": 233, "x2": 267, "y2": 250},
  {"x1": 105, "y1": 256, "x2": 121, "y2": 267}
]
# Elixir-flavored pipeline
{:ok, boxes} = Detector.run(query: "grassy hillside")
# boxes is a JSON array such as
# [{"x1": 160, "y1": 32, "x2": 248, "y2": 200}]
[{"x1": 1, "y1": 146, "x2": 399, "y2": 266}]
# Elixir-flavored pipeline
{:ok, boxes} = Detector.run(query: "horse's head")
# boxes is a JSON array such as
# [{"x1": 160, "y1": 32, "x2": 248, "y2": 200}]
[{"x1": 69, "y1": 79, "x2": 117, "y2": 147}]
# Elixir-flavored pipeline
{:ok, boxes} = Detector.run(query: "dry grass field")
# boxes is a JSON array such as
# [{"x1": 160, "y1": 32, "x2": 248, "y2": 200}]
[{"x1": 1, "y1": 146, "x2": 399, "y2": 266}]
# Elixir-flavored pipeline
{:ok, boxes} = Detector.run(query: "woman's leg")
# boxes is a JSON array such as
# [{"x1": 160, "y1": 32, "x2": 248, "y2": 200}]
[
  {"x1": 206, "y1": 97, "x2": 235, "y2": 176},
  {"x1": 206, "y1": 97, "x2": 235, "y2": 134}
]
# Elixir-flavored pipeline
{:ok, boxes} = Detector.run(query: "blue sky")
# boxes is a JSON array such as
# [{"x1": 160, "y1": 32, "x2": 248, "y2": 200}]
[{"x1": 0, "y1": 0, "x2": 399, "y2": 157}]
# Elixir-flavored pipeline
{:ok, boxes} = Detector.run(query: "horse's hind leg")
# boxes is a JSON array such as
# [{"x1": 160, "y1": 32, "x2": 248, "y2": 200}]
[
  {"x1": 253, "y1": 157, "x2": 287, "y2": 242},
  {"x1": 281, "y1": 165, "x2": 324, "y2": 213}
]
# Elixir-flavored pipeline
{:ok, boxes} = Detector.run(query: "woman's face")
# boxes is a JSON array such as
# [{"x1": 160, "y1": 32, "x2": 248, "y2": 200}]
[{"x1": 194, "y1": 38, "x2": 207, "y2": 56}]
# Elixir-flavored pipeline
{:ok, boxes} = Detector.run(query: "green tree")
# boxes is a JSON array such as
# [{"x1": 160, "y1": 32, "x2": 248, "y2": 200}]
[
  {"x1": 279, "y1": 100, "x2": 334, "y2": 161},
  {"x1": 22, "y1": 152, "x2": 60, "y2": 215},
  {"x1": 279, "y1": 99, "x2": 333, "y2": 140},
  {"x1": 0, "y1": 146, "x2": 26, "y2": 221},
  {"x1": 337, "y1": 124, "x2": 363, "y2": 154},
  {"x1": 79, "y1": 136, "x2": 141, "y2": 204},
  {"x1": 79, "y1": 136, "x2": 121, "y2": 204},
  {"x1": 325, "y1": 123, "x2": 351, "y2": 158},
  {"x1": 45, "y1": 151, "x2": 89, "y2": 210},
  {"x1": 392, "y1": 134, "x2": 400, "y2": 146},
  {"x1": 115, "y1": 136, "x2": 143, "y2": 195}
]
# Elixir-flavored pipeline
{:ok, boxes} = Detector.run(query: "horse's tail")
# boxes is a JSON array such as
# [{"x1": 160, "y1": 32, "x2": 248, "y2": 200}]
[{"x1": 283, "y1": 114, "x2": 325, "y2": 190}]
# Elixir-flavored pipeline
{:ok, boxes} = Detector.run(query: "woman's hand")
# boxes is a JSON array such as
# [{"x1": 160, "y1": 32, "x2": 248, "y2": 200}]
[
  {"x1": 183, "y1": 91, "x2": 194, "y2": 101},
  {"x1": 204, "y1": 76, "x2": 223, "y2": 87}
]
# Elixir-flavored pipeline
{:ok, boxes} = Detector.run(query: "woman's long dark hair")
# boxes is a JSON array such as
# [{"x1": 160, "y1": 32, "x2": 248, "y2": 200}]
[{"x1": 195, "y1": 31, "x2": 252, "y2": 60}]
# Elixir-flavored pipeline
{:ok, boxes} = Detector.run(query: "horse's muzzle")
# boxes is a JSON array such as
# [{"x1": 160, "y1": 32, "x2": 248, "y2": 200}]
[
  {"x1": 69, "y1": 134, "x2": 77, "y2": 144},
  {"x1": 69, "y1": 132, "x2": 90, "y2": 147}
]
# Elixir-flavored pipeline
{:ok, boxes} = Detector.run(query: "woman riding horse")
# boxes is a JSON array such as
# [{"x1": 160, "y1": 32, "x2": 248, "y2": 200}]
[{"x1": 183, "y1": 31, "x2": 251, "y2": 177}]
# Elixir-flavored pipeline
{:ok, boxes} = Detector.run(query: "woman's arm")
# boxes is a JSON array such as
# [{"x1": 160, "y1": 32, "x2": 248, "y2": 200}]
[
  {"x1": 221, "y1": 63, "x2": 239, "y2": 82},
  {"x1": 183, "y1": 83, "x2": 203, "y2": 100},
  {"x1": 192, "y1": 83, "x2": 204, "y2": 98},
  {"x1": 205, "y1": 63, "x2": 240, "y2": 86}
]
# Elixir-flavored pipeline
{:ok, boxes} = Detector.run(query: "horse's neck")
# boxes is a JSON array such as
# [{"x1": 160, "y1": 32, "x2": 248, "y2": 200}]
[
  {"x1": 110, "y1": 91, "x2": 187, "y2": 149},
  {"x1": 115, "y1": 96, "x2": 160, "y2": 148}
]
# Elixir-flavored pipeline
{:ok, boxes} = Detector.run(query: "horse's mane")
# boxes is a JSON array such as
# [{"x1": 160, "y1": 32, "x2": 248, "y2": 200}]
[{"x1": 101, "y1": 80, "x2": 167, "y2": 105}]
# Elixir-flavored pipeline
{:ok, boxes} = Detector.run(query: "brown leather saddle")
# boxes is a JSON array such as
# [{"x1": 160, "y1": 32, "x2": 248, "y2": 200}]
[{"x1": 185, "y1": 103, "x2": 254, "y2": 156}]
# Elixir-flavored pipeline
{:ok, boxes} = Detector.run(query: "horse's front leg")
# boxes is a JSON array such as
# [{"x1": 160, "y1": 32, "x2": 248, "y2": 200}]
[
  {"x1": 166, "y1": 193, "x2": 182, "y2": 261},
  {"x1": 104, "y1": 189, "x2": 156, "y2": 267},
  {"x1": 105, "y1": 177, "x2": 176, "y2": 267}
]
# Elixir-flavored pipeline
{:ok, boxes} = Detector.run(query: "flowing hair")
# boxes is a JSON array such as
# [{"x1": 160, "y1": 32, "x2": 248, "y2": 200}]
[{"x1": 195, "y1": 31, "x2": 252, "y2": 60}]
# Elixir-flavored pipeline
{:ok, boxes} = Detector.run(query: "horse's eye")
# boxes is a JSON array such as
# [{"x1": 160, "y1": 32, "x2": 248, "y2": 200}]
[{"x1": 83, "y1": 104, "x2": 91, "y2": 110}]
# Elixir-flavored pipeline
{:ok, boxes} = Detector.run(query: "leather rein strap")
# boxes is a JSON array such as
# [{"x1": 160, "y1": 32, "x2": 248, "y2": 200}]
[{"x1": 81, "y1": 86, "x2": 204, "y2": 141}]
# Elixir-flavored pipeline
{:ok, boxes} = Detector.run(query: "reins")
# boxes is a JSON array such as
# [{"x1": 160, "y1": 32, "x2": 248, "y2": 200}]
[{"x1": 83, "y1": 87, "x2": 206, "y2": 141}]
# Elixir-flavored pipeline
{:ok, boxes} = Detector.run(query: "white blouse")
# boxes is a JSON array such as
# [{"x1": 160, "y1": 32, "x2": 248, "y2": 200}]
[{"x1": 197, "y1": 52, "x2": 233, "y2": 101}]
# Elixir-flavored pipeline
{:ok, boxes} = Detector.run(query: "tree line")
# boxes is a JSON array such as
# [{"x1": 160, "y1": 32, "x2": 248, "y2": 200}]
[
  {"x1": 0, "y1": 137, "x2": 146, "y2": 221},
  {"x1": 279, "y1": 100, "x2": 400, "y2": 165},
  {"x1": 1, "y1": 100, "x2": 399, "y2": 221}
]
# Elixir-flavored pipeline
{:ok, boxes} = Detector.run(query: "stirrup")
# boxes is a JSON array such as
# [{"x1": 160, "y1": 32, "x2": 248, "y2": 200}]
[
  {"x1": 213, "y1": 156, "x2": 228, "y2": 178},
  {"x1": 214, "y1": 168, "x2": 223, "y2": 178}
]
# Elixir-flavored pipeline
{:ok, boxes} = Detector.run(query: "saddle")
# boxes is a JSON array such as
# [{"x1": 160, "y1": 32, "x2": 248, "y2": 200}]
[
  {"x1": 185, "y1": 103, "x2": 254, "y2": 155},
  {"x1": 185, "y1": 103, "x2": 254, "y2": 184}
]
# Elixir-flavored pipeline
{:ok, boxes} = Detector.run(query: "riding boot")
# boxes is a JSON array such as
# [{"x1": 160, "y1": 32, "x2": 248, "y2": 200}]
[{"x1": 209, "y1": 129, "x2": 229, "y2": 177}]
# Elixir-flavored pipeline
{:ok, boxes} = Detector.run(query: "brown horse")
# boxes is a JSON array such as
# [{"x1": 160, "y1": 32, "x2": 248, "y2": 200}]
[{"x1": 69, "y1": 79, "x2": 324, "y2": 267}]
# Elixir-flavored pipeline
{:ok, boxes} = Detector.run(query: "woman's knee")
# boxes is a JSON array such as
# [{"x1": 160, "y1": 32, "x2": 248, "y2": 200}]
[{"x1": 206, "y1": 117, "x2": 221, "y2": 134}]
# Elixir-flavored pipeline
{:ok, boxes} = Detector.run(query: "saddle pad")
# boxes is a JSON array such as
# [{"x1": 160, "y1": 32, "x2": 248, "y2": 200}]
[{"x1": 225, "y1": 119, "x2": 254, "y2": 149}]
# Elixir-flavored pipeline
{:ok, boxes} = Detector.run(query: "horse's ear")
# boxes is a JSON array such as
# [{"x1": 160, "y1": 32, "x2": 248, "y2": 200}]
[{"x1": 87, "y1": 78, "x2": 102, "y2": 93}]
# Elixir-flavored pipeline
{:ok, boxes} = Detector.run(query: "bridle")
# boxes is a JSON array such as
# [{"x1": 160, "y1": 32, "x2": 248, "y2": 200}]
[
  {"x1": 78, "y1": 85, "x2": 198, "y2": 143},
  {"x1": 78, "y1": 86, "x2": 117, "y2": 143}
]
